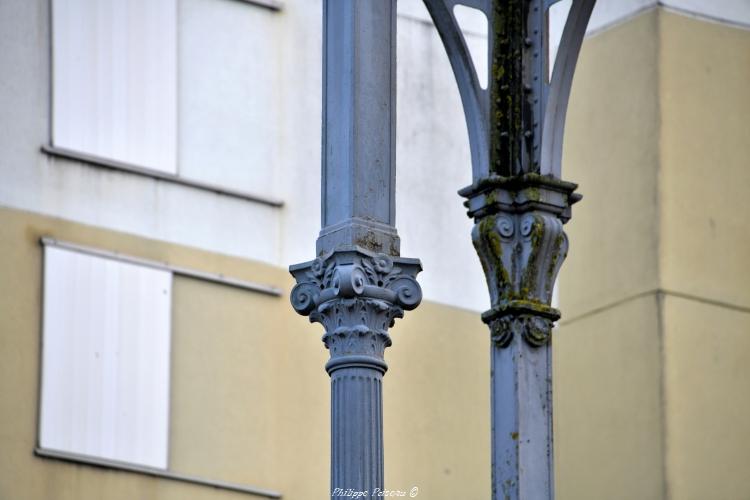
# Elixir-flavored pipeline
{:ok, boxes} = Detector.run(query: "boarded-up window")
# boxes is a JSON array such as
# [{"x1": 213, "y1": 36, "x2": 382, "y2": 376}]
[
  {"x1": 39, "y1": 246, "x2": 172, "y2": 469},
  {"x1": 51, "y1": 0, "x2": 177, "y2": 173}
]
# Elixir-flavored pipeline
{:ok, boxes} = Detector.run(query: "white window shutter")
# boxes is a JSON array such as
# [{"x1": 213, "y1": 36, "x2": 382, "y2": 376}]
[
  {"x1": 52, "y1": 0, "x2": 177, "y2": 173},
  {"x1": 40, "y1": 246, "x2": 172, "y2": 469}
]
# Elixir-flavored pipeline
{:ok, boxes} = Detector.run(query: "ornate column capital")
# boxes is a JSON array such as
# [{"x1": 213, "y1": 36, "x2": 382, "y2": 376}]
[
  {"x1": 290, "y1": 248, "x2": 422, "y2": 374},
  {"x1": 460, "y1": 174, "x2": 580, "y2": 347}
]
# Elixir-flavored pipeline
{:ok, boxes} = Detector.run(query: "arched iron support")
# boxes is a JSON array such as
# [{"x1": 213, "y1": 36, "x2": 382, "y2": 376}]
[
  {"x1": 422, "y1": 0, "x2": 491, "y2": 179},
  {"x1": 423, "y1": 1, "x2": 596, "y2": 499},
  {"x1": 541, "y1": 0, "x2": 596, "y2": 177},
  {"x1": 425, "y1": 0, "x2": 594, "y2": 180}
]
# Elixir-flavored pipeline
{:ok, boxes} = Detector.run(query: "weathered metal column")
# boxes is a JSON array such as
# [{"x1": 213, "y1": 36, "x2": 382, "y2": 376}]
[
  {"x1": 424, "y1": 1, "x2": 594, "y2": 498},
  {"x1": 289, "y1": 2, "x2": 422, "y2": 499}
]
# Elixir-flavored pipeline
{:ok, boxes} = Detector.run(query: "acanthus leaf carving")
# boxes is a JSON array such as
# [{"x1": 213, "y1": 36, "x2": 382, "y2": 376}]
[{"x1": 290, "y1": 249, "x2": 422, "y2": 370}]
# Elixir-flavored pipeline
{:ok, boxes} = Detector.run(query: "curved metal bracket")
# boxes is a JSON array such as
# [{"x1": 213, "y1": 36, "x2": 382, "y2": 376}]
[
  {"x1": 424, "y1": 0, "x2": 594, "y2": 180},
  {"x1": 541, "y1": 0, "x2": 596, "y2": 177},
  {"x1": 422, "y1": 0, "x2": 490, "y2": 179}
]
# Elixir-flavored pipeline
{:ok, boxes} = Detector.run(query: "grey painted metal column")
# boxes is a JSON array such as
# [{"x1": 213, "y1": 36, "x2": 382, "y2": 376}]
[
  {"x1": 289, "y1": 2, "x2": 422, "y2": 499},
  {"x1": 423, "y1": 1, "x2": 594, "y2": 498}
]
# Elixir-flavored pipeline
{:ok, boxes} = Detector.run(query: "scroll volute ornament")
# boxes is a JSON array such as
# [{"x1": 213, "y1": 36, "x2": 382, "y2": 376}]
[{"x1": 289, "y1": 249, "x2": 422, "y2": 365}]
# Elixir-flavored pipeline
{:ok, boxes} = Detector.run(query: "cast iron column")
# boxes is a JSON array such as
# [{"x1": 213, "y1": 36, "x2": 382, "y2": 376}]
[
  {"x1": 289, "y1": 2, "x2": 422, "y2": 499},
  {"x1": 423, "y1": 0, "x2": 594, "y2": 498}
]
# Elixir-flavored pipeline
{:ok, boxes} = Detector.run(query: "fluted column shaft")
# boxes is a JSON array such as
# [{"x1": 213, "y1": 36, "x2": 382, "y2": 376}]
[{"x1": 330, "y1": 367, "x2": 384, "y2": 498}]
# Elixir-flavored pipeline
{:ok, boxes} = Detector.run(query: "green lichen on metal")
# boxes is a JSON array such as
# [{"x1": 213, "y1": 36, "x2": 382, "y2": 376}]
[
  {"x1": 490, "y1": 0, "x2": 525, "y2": 176},
  {"x1": 518, "y1": 214, "x2": 542, "y2": 301},
  {"x1": 524, "y1": 185, "x2": 541, "y2": 202},
  {"x1": 459, "y1": 173, "x2": 579, "y2": 209},
  {"x1": 485, "y1": 189, "x2": 499, "y2": 207},
  {"x1": 355, "y1": 231, "x2": 384, "y2": 253},
  {"x1": 475, "y1": 215, "x2": 511, "y2": 296},
  {"x1": 469, "y1": 181, "x2": 574, "y2": 319}
]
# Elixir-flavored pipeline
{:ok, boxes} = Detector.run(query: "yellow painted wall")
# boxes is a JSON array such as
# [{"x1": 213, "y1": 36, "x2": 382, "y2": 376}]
[
  {"x1": 662, "y1": 296, "x2": 750, "y2": 500},
  {"x1": 555, "y1": 9, "x2": 666, "y2": 499},
  {"x1": 0, "y1": 206, "x2": 489, "y2": 500},
  {"x1": 555, "y1": 296, "x2": 665, "y2": 500},
  {"x1": 659, "y1": 11, "x2": 750, "y2": 500},
  {"x1": 557, "y1": 7, "x2": 750, "y2": 500},
  {"x1": 556, "y1": 10, "x2": 662, "y2": 321}
]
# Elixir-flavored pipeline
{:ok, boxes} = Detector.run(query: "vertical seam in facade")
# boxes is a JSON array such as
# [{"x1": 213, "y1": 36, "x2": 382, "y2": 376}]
[
  {"x1": 654, "y1": 8, "x2": 670, "y2": 500},
  {"x1": 656, "y1": 289, "x2": 669, "y2": 500}
]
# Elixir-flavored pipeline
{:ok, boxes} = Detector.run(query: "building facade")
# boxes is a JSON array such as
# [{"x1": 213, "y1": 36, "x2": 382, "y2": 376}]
[
  {"x1": 0, "y1": 0, "x2": 748, "y2": 499},
  {"x1": 556, "y1": 3, "x2": 750, "y2": 499}
]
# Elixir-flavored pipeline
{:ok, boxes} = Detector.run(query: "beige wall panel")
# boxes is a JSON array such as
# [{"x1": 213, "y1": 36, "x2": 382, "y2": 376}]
[
  {"x1": 659, "y1": 11, "x2": 750, "y2": 308},
  {"x1": 0, "y1": 458, "x2": 262, "y2": 500},
  {"x1": 554, "y1": 295, "x2": 664, "y2": 500},
  {"x1": 558, "y1": 10, "x2": 661, "y2": 319},
  {"x1": 0, "y1": 211, "x2": 47, "y2": 500},
  {"x1": 169, "y1": 278, "x2": 287, "y2": 487},
  {"x1": 169, "y1": 274, "x2": 333, "y2": 500},
  {"x1": 385, "y1": 302, "x2": 490, "y2": 499},
  {"x1": 662, "y1": 295, "x2": 750, "y2": 500},
  {"x1": 260, "y1": 288, "x2": 331, "y2": 500}
]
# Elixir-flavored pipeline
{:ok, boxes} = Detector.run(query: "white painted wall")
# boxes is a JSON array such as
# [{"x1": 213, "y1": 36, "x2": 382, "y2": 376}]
[
  {"x1": 662, "y1": 0, "x2": 750, "y2": 27},
  {"x1": 179, "y1": 0, "x2": 282, "y2": 198},
  {"x1": 0, "y1": 0, "x2": 283, "y2": 266},
  {"x1": 395, "y1": 0, "x2": 489, "y2": 311}
]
